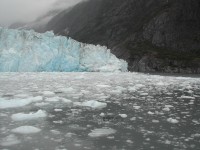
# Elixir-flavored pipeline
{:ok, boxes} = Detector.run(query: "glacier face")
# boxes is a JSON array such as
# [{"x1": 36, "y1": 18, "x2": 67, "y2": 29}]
[{"x1": 0, "y1": 27, "x2": 127, "y2": 72}]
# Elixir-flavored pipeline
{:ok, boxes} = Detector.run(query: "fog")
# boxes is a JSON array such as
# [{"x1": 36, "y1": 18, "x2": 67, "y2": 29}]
[{"x1": 0, "y1": 0, "x2": 83, "y2": 27}]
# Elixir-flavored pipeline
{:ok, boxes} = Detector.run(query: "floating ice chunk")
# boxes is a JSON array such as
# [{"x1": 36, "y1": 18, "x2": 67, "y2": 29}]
[
  {"x1": 96, "y1": 84, "x2": 111, "y2": 88},
  {"x1": 163, "y1": 107, "x2": 170, "y2": 111},
  {"x1": 189, "y1": 101, "x2": 194, "y2": 105},
  {"x1": 11, "y1": 126, "x2": 41, "y2": 134},
  {"x1": 43, "y1": 91, "x2": 55, "y2": 96},
  {"x1": 35, "y1": 102, "x2": 49, "y2": 107},
  {"x1": 0, "y1": 96, "x2": 43, "y2": 109},
  {"x1": 163, "y1": 105, "x2": 173, "y2": 111},
  {"x1": 0, "y1": 113, "x2": 8, "y2": 117},
  {"x1": 11, "y1": 110, "x2": 47, "y2": 121},
  {"x1": 165, "y1": 140, "x2": 171, "y2": 145},
  {"x1": 167, "y1": 118, "x2": 179, "y2": 124},
  {"x1": 0, "y1": 98, "x2": 32, "y2": 109},
  {"x1": 147, "y1": 111, "x2": 154, "y2": 115},
  {"x1": 53, "y1": 120, "x2": 63, "y2": 124},
  {"x1": 134, "y1": 84, "x2": 145, "y2": 89},
  {"x1": 50, "y1": 130, "x2": 61, "y2": 135},
  {"x1": 54, "y1": 109, "x2": 63, "y2": 112},
  {"x1": 77, "y1": 100, "x2": 107, "y2": 109},
  {"x1": 119, "y1": 114, "x2": 128, "y2": 118},
  {"x1": 88, "y1": 128, "x2": 116, "y2": 137},
  {"x1": 61, "y1": 98, "x2": 72, "y2": 104},
  {"x1": 31, "y1": 96, "x2": 43, "y2": 102},
  {"x1": 128, "y1": 87, "x2": 136, "y2": 92},
  {"x1": 192, "y1": 133, "x2": 200, "y2": 138},
  {"x1": 165, "y1": 105, "x2": 174, "y2": 108},
  {"x1": 156, "y1": 82, "x2": 165, "y2": 86},
  {"x1": 133, "y1": 105, "x2": 141, "y2": 110},
  {"x1": 58, "y1": 87, "x2": 74, "y2": 93},
  {"x1": 107, "y1": 136, "x2": 115, "y2": 139},
  {"x1": 0, "y1": 134, "x2": 21, "y2": 146},
  {"x1": 192, "y1": 120, "x2": 200, "y2": 124},
  {"x1": 14, "y1": 94, "x2": 30, "y2": 98},
  {"x1": 140, "y1": 93, "x2": 148, "y2": 96},
  {"x1": 152, "y1": 120, "x2": 159, "y2": 123},
  {"x1": 126, "y1": 140, "x2": 134, "y2": 144},
  {"x1": 45, "y1": 97, "x2": 60, "y2": 102},
  {"x1": 130, "y1": 117, "x2": 136, "y2": 121},
  {"x1": 100, "y1": 113, "x2": 105, "y2": 117},
  {"x1": 179, "y1": 96, "x2": 195, "y2": 100}
]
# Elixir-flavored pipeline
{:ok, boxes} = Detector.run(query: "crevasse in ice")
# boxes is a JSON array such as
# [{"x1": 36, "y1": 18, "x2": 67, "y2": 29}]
[{"x1": 0, "y1": 27, "x2": 127, "y2": 72}]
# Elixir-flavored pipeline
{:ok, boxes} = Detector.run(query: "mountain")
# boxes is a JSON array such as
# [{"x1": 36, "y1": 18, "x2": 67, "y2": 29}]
[
  {"x1": 42, "y1": 0, "x2": 200, "y2": 73},
  {"x1": 0, "y1": 27, "x2": 127, "y2": 72}
]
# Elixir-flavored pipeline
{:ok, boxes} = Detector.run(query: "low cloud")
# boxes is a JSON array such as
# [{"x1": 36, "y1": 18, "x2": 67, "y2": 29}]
[{"x1": 0, "y1": 0, "x2": 82, "y2": 26}]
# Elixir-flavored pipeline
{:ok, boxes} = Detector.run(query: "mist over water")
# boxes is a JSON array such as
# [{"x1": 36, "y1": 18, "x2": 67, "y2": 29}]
[{"x1": 0, "y1": 0, "x2": 83, "y2": 27}]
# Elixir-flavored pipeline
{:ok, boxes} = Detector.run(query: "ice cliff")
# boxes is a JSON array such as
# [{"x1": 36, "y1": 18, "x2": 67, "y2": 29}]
[{"x1": 0, "y1": 27, "x2": 127, "y2": 72}]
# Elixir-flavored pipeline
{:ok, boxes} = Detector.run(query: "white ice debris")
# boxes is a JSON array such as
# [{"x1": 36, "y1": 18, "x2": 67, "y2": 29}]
[
  {"x1": 54, "y1": 109, "x2": 63, "y2": 112},
  {"x1": 119, "y1": 114, "x2": 128, "y2": 118},
  {"x1": 50, "y1": 130, "x2": 61, "y2": 135},
  {"x1": 133, "y1": 105, "x2": 141, "y2": 110},
  {"x1": 0, "y1": 98, "x2": 32, "y2": 109},
  {"x1": 163, "y1": 107, "x2": 170, "y2": 111},
  {"x1": 76, "y1": 100, "x2": 107, "y2": 109},
  {"x1": 126, "y1": 140, "x2": 134, "y2": 144},
  {"x1": 88, "y1": 128, "x2": 116, "y2": 137},
  {"x1": 11, "y1": 110, "x2": 47, "y2": 121},
  {"x1": 43, "y1": 91, "x2": 55, "y2": 96},
  {"x1": 11, "y1": 126, "x2": 41, "y2": 134},
  {"x1": 147, "y1": 111, "x2": 154, "y2": 115},
  {"x1": 45, "y1": 97, "x2": 60, "y2": 102},
  {"x1": 167, "y1": 118, "x2": 179, "y2": 124},
  {"x1": 61, "y1": 98, "x2": 72, "y2": 104},
  {"x1": 0, "y1": 134, "x2": 21, "y2": 146},
  {"x1": 96, "y1": 84, "x2": 111, "y2": 88},
  {"x1": 179, "y1": 96, "x2": 195, "y2": 99},
  {"x1": 0, "y1": 96, "x2": 43, "y2": 109},
  {"x1": 100, "y1": 113, "x2": 105, "y2": 117},
  {"x1": 152, "y1": 120, "x2": 159, "y2": 123}
]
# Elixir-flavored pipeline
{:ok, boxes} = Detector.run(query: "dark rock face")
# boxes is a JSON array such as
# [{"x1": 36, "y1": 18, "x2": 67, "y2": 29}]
[{"x1": 45, "y1": 0, "x2": 200, "y2": 73}]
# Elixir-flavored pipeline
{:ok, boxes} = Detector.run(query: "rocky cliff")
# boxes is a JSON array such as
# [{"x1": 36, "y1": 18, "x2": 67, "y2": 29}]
[{"x1": 42, "y1": 0, "x2": 200, "y2": 73}]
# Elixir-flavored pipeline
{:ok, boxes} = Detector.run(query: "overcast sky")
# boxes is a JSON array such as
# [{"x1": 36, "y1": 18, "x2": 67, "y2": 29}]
[{"x1": 0, "y1": 0, "x2": 83, "y2": 27}]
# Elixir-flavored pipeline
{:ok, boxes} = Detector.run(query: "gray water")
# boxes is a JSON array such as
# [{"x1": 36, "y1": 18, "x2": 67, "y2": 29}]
[{"x1": 0, "y1": 72, "x2": 200, "y2": 150}]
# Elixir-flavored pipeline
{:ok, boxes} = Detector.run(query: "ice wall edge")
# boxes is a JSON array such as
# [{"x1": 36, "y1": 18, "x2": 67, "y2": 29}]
[{"x1": 0, "y1": 27, "x2": 127, "y2": 72}]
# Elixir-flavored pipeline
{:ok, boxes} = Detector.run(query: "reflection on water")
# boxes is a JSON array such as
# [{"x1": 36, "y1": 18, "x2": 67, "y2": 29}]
[{"x1": 0, "y1": 72, "x2": 200, "y2": 150}]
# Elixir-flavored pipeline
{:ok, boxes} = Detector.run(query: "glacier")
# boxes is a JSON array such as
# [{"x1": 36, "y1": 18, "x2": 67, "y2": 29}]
[{"x1": 0, "y1": 27, "x2": 127, "y2": 72}]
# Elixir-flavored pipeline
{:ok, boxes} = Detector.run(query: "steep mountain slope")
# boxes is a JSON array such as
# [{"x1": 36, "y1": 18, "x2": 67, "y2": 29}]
[{"x1": 45, "y1": 0, "x2": 200, "y2": 73}]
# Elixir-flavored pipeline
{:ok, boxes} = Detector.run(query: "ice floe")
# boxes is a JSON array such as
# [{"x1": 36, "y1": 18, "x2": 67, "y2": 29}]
[
  {"x1": 11, "y1": 126, "x2": 41, "y2": 134},
  {"x1": 119, "y1": 114, "x2": 128, "y2": 118},
  {"x1": 88, "y1": 128, "x2": 116, "y2": 137},
  {"x1": 0, "y1": 98, "x2": 32, "y2": 109},
  {"x1": 11, "y1": 110, "x2": 47, "y2": 121},
  {"x1": 75, "y1": 100, "x2": 107, "y2": 109},
  {"x1": 167, "y1": 118, "x2": 179, "y2": 124},
  {"x1": 0, "y1": 134, "x2": 21, "y2": 146},
  {"x1": 0, "y1": 96, "x2": 42, "y2": 109}
]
